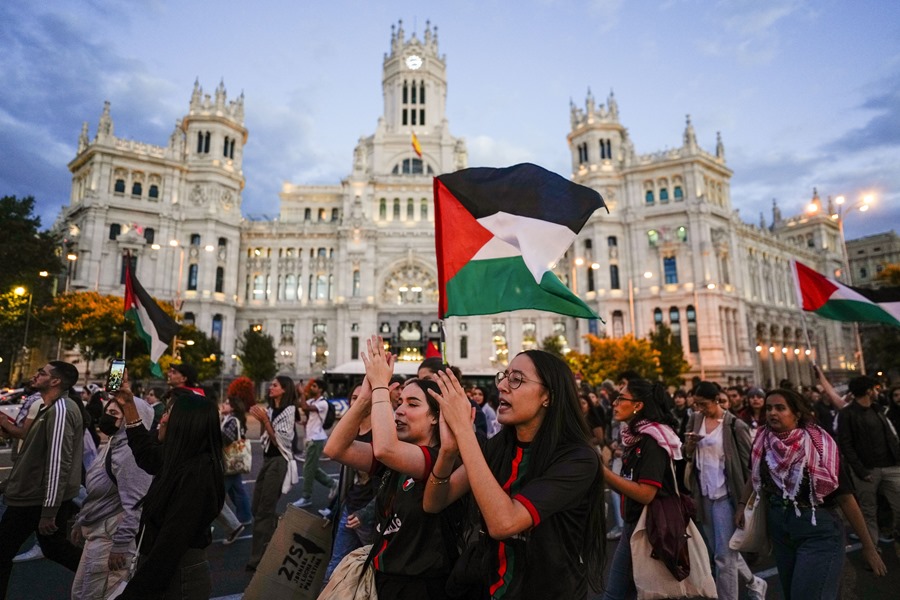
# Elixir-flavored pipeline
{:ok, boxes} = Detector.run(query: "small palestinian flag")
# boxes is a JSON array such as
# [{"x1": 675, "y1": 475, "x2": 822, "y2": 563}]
[
  {"x1": 791, "y1": 260, "x2": 900, "y2": 327},
  {"x1": 124, "y1": 258, "x2": 180, "y2": 377},
  {"x1": 434, "y1": 163, "x2": 606, "y2": 319}
]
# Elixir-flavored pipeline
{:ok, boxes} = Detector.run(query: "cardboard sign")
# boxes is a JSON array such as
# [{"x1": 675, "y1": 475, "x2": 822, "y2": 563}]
[{"x1": 244, "y1": 505, "x2": 334, "y2": 600}]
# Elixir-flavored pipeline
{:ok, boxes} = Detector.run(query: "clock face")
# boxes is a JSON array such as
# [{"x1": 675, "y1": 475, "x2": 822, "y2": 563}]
[{"x1": 405, "y1": 55, "x2": 423, "y2": 70}]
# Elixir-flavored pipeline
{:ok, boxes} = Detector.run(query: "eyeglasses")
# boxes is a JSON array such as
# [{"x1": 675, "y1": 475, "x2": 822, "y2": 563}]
[
  {"x1": 613, "y1": 395, "x2": 636, "y2": 405},
  {"x1": 496, "y1": 370, "x2": 545, "y2": 390}
]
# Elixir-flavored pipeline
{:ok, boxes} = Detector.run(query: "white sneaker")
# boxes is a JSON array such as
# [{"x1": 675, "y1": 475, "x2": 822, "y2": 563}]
[
  {"x1": 13, "y1": 544, "x2": 44, "y2": 562},
  {"x1": 292, "y1": 497, "x2": 312, "y2": 508},
  {"x1": 747, "y1": 576, "x2": 767, "y2": 600},
  {"x1": 318, "y1": 508, "x2": 332, "y2": 518}
]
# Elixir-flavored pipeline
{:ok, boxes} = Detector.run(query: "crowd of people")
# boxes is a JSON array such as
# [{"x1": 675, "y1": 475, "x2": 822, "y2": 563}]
[{"x1": 1, "y1": 345, "x2": 899, "y2": 599}]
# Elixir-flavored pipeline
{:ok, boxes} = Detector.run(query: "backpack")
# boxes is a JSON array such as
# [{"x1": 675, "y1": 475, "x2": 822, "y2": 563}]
[{"x1": 323, "y1": 401, "x2": 337, "y2": 430}]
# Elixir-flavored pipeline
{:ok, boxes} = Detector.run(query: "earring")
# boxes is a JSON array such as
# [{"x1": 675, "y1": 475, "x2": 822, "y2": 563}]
[{"x1": 542, "y1": 402, "x2": 549, "y2": 408}]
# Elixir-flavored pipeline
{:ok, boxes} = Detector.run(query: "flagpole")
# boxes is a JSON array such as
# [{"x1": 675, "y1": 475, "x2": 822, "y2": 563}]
[
  {"x1": 122, "y1": 330, "x2": 127, "y2": 360},
  {"x1": 439, "y1": 320, "x2": 448, "y2": 368},
  {"x1": 799, "y1": 310, "x2": 818, "y2": 386}
]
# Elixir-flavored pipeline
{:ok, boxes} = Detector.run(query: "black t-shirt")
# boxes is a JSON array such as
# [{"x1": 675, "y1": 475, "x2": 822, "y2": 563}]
[
  {"x1": 484, "y1": 437, "x2": 599, "y2": 600},
  {"x1": 620, "y1": 436, "x2": 678, "y2": 523},
  {"x1": 372, "y1": 446, "x2": 453, "y2": 578},
  {"x1": 264, "y1": 404, "x2": 290, "y2": 458},
  {"x1": 344, "y1": 430, "x2": 375, "y2": 512}
]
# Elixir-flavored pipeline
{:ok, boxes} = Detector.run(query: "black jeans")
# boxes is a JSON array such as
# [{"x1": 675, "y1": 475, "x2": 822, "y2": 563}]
[{"x1": 0, "y1": 500, "x2": 83, "y2": 600}]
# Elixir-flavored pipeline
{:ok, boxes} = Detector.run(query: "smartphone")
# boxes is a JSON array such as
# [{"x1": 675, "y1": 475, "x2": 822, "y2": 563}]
[{"x1": 107, "y1": 359, "x2": 126, "y2": 393}]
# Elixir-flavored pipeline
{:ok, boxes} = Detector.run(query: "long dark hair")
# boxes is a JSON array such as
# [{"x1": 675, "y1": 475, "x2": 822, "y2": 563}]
[
  {"x1": 227, "y1": 395, "x2": 248, "y2": 430},
  {"x1": 142, "y1": 391, "x2": 225, "y2": 519},
  {"x1": 272, "y1": 375, "x2": 297, "y2": 409},
  {"x1": 487, "y1": 350, "x2": 606, "y2": 592},
  {"x1": 627, "y1": 378, "x2": 678, "y2": 429}
]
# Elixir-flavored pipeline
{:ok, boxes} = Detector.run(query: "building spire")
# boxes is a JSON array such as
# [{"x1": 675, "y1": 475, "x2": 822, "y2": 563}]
[
  {"x1": 716, "y1": 131, "x2": 725, "y2": 161},
  {"x1": 97, "y1": 100, "x2": 113, "y2": 138},
  {"x1": 683, "y1": 114, "x2": 697, "y2": 151},
  {"x1": 78, "y1": 121, "x2": 89, "y2": 153}
]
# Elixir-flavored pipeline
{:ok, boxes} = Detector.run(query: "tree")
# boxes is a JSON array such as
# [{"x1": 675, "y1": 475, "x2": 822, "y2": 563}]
[
  {"x1": 648, "y1": 324, "x2": 691, "y2": 387},
  {"x1": 876, "y1": 264, "x2": 900, "y2": 286},
  {"x1": 237, "y1": 327, "x2": 276, "y2": 384},
  {"x1": 540, "y1": 334, "x2": 567, "y2": 359},
  {"x1": 566, "y1": 334, "x2": 661, "y2": 388},
  {"x1": 0, "y1": 195, "x2": 64, "y2": 384}
]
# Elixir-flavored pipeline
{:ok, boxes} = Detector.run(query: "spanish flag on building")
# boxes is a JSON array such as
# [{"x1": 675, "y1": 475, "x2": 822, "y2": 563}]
[{"x1": 411, "y1": 132, "x2": 423, "y2": 158}]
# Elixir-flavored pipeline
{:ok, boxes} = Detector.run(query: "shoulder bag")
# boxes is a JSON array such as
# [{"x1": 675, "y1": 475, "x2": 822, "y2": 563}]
[
  {"x1": 317, "y1": 544, "x2": 377, "y2": 600},
  {"x1": 729, "y1": 490, "x2": 771, "y2": 554},
  {"x1": 630, "y1": 460, "x2": 717, "y2": 600},
  {"x1": 223, "y1": 417, "x2": 252, "y2": 475}
]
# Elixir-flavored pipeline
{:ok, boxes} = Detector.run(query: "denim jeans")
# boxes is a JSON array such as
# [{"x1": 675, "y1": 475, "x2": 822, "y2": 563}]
[
  {"x1": 323, "y1": 506, "x2": 375, "y2": 583},
  {"x1": 767, "y1": 500, "x2": 844, "y2": 600},
  {"x1": 700, "y1": 495, "x2": 755, "y2": 600},
  {"x1": 602, "y1": 521, "x2": 637, "y2": 600},
  {"x1": 224, "y1": 473, "x2": 252, "y2": 523}
]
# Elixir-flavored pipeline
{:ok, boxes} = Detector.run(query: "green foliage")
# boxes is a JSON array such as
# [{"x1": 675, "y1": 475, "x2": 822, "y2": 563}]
[
  {"x1": 540, "y1": 334, "x2": 567, "y2": 359},
  {"x1": 566, "y1": 334, "x2": 661, "y2": 388},
  {"x1": 876, "y1": 264, "x2": 900, "y2": 286},
  {"x1": 237, "y1": 327, "x2": 277, "y2": 384},
  {"x1": 648, "y1": 323, "x2": 691, "y2": 387}
]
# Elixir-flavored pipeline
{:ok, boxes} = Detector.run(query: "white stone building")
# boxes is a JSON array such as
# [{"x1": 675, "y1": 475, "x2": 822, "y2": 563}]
[{"x1": 57, "y1": 21, "x2": 858, "y2": 387}]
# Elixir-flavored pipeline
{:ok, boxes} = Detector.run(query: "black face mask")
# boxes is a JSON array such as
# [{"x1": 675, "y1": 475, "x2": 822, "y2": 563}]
[{"x1": 98, "y1": 414, "x2": 121, "y2": 437}]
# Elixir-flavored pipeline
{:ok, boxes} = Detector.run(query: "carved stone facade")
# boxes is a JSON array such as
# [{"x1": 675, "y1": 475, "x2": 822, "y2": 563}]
[{"x1": 57, "y1": 22, "x2": 857, "y2": 386}]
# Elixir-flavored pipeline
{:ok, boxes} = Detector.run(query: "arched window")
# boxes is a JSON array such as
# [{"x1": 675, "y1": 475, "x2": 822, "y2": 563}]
[
  {"x1": 316, "y1": 275, "x2": 327, "y2": 299},
  {"x1": 109, "y1": 223, "x2": 121, "y2": 240},
  {"x1": 331, "y1": 208, "x2": 339, "y2": 222},
  {"x1": 187, "y1": 264, "x2": 199, "y2": 291},
  {"x1": 654, "y1": 307, "x2": 663, "y2": 326},
  {"x1": 645, "y1": 190, "x2": 654, "y2": 205},
  {"x1": 190, "y1": 234, "x2": 201, "y2": 246},
  {"x1": 676, "y1": 226, "x2": 688, "y2": 242},
  {"x1": 229, "y1": 139, "x2": 235, "y2": 159},
  {"x1": 131, "y1": 182, "x2": 142, "y2": 196},
  {"x1": 587, "y1": 267, "x2": 595, "y2": 292},
  {"x1": 203, "y1": 131, "x2": 210, "y2": 154},
  {"x1": 420, "y1": 82, "x2": 425, "y2": 104},
  {"x1": 659, "y1": 188, "x2": 669, "y2": 202},
  {"x1": 674, "y1": 186, "x2": 684, "y2": 201},
  {"x1": 421, "y1": 199, "x2": 428, "y2": 220},
  {"x1": 143, "y1": 228, "x2": 155, "y2": 244},
  {"x1": 686, "y1": 305, "x2": 698, "y2": 352},
  {"x1": 352, "y1": 269, "x2": 360, "y2": 297},
  {"x1": 215, "y1": 267, "x2": 224, "y2": 293},
  {"x1": 253, "y1": 275, "x2": 265, "y2": 300},
  {"x1": 148, "y1": 184, "x2": 159, "y2": 199},
  {"x1": 669, "y1": 307, "x2": 681, "y2": 346},
  {"x1": 407, "y1": 199, "x2": 414, "y2": 220},
  {"x1": 114, "y1": 179, "x2": 126, "y2": 194},
  {"x1": 612, "y1": 310, "x2": 624, "y2": 337},
  {"x1": 223, "y1": 136, "x2": 230, "y2": 157},
  {"x1": 610, "y1": 265, "x2": 620, "y2": 290},
  {"x1": 664, "y1": 256, "x2": 678, "y2": 284},
  {"x1": 196, "y1": 132, "x2": 203, "y2": 153},
  {"x1": 218, "y1": 237, "x2": 227, "y2": 248},
  {"x1": 647, "y1": 230, "x2": 659, "y2": 246},
  {"x1": 211, "y1": 314, "x2": 223, "y2": 343},
  {"x1": 393, "y1": 199, "x2": 401, "y2": 220},
  {"x1": 379, "y1": 199, "x2": 387, "y2": 220},
  {"x1": 607, "y1": 236, "x2": 617, "y2": 247},
  {"x1": 318, "y1": 208, "x2": 326, "y2": 222}
]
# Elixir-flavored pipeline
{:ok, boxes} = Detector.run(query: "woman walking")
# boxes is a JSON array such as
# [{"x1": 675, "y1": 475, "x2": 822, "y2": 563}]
[
  {"x1": 601, "y1": 379, "x2": 681, "y2": 600},
  {"x1": 246, "y1": 376, "x2": 298, "y2": 571},
  {"x1": 735, "y1": 388, "x2": 886, "y2": 599}
]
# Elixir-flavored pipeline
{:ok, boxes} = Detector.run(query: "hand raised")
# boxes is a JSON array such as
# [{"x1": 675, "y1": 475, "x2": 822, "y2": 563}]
[
  {"x1": 429, "y1": 369, "x2": 475, "y2": 435},
  {"x1": 360, "y1": 335, "x2": 394, "y2": 387}
]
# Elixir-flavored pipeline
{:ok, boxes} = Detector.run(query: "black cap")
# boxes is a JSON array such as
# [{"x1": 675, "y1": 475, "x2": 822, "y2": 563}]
[{"x1": 172, "y1": 363, "x2": 198, "y2": 386}]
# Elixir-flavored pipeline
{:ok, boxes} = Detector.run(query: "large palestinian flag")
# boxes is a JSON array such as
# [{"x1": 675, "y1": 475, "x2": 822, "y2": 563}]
[
  {"x1": 791, "y1": 259, "x2": 900, "y2": 327},
  {"x1": 124, "y1": 259, "x2": 180, "y2": 377},
  {"x1": 434, "y1": 163, "x2": 606, "y2": 319}
]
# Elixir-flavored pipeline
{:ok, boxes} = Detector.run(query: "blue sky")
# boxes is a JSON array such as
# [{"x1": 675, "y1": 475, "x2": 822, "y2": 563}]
[{"x1": 2, "y1": 0, "x2": 899, "y2": 239}]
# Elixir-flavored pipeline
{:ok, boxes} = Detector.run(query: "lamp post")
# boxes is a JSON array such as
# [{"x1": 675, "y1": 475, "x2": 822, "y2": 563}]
[
  {"x1": 65, "y1": 253, "x2": 78, "y2": 292},
  {"x1": 13, "y1": 286, "x2": 32, "y2": 381},
  {"x1": 808, "y1": 193, "x2": 875, "y2": 373}
]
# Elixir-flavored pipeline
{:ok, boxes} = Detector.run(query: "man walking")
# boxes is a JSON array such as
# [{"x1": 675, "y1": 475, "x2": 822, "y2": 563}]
[
  {"x1": 837, "y1": 375, "x2": 900, "y2": 546},
  {"x1": 0, "y1": 361, "x2": 84, "y2": 600},
  {"x1": 293, "y1": 378, "x2": 337, "y2": 507}
]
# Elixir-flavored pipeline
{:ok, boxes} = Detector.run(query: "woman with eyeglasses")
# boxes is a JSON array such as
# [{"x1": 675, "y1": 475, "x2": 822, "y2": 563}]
[
  {"x1": 424, "y1": 350, "x2": 606, "y2": 599},
  {"x1": 601, "y1": 378, "x2": 682, "y2": 600}
]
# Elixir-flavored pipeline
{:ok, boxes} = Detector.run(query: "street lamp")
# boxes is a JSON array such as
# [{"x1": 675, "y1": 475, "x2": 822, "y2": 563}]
[
  {"x1": 807, "y1": 193, "x2": 875, "y2": 373},
  {"x1": 65, "y1": 253, "x2": 78, "y2": 292}
]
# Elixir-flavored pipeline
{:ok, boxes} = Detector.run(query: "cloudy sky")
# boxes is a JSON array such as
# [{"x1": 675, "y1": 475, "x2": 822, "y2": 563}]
[{"x1": 2, "y1": 0, "x2": 898, "y2": 239}]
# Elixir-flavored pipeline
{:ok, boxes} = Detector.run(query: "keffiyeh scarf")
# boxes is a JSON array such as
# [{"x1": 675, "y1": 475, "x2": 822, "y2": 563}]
[
  {"x1": 621, "y1": 420, "x2": 683, "y2": 461},
  {"x1": 751, "y1": 423, "x2": 840, "y2": 524}
]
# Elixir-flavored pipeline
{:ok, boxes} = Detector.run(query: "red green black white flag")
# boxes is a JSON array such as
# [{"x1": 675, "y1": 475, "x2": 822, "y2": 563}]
[
  {"x1": 434, "y1": 163, "x2": 606, "y2": 319},
  {"x1": 791, "y1": 260, "x2": 900, "y2": 327},
  {"x1": 124, "y1": 259, "x2": 180, "y2": 377}
]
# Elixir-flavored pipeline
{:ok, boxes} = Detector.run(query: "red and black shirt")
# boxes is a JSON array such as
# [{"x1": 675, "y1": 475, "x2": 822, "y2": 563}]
[
  {"x1": 485, "y1": 438, "x2": 599, "y2": 600},
  {"x1": 620, "y1": 435, "x2": 677, "y2": 523}
]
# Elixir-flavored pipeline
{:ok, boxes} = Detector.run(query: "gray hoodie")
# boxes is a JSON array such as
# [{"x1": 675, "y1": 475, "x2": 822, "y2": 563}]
[{"x1": 75, "y1": 397, "x2": 154, "y2": 554}]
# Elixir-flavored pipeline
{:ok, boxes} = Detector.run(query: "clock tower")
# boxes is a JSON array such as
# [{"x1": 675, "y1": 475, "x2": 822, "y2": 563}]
[{"x1": 351, "y1": 20, "x2": 465, "y2": 177}]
